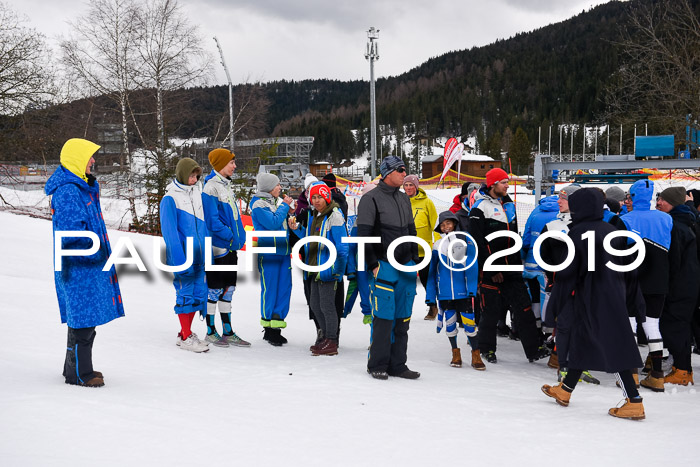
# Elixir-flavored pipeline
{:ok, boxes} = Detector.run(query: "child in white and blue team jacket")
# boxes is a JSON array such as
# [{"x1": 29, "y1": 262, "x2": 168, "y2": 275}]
[
  {"x1": 250, "y1": 173, "x2": 295, "y2": 346},
  {"x1": 160, "y1": 158, "x2": 210, "y2": 353},
  {"x1": 290, "y1": 181, "x2": 348, "y2": 356},
  {"x1": 426, "y1": 211, "x2": 485, "y2": 370}
]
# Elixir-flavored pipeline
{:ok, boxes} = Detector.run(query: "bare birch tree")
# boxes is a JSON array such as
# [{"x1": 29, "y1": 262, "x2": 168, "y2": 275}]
[
  {"x1": 60, "y1": 0, "x2": 142, "y2": 226},
  {"x1": 0, "y1": 2, "x2": 54, "y2": 114},
  {"x1": 138, "y1": 0, "x2": 211, "y2": 153}
]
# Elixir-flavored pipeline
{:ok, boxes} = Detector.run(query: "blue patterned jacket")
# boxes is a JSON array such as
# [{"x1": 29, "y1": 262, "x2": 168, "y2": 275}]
[{"x1": 45, "y1": 166, "x2": 125, "y2": 328}]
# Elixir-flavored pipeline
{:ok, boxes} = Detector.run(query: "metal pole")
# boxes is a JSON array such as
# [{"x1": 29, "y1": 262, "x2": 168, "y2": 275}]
[
  {"x1": 213, "y1": 37, "x2": 234, "y2": 151},
  {"x1": 620, "y1": 124, "x2": 623, "y2": 155},
  {"x1": 570, "y1": 127, "x2": 574, "y2": 159},
  {"x1": 538, "y1": 126, "x2": 541, "y2": 155},
  {"x1": 634, "y1": 124, "x2": 637, "y2": 154},
  {"x1": 365, "y1": 27, "x2": 380, "y2": 178},
  {"x1": 594, "y1": 126, "x2": 598, "y2": 157},
  {"x1": 582, "y1": 125, "x2": 586, "y2": 160},
  {"x1": 607, "y1": 125, "x2": 610, "y2": 156},
  {"x1": 548, "y1": 125, "x2": 552, "y2": 156},
  {"x1": 559, "y1": 125, "x2": 562, "y2": 157}
]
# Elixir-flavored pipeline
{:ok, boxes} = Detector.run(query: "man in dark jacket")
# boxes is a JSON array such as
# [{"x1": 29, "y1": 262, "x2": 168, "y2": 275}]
[
  {"x1": 468, "y1": 168, "x2": 549, "y2": 363},
  {"x1": 541, "y1": 188, "x2": 645, "y2": 420},
  {"x1": 656, "y1": 187, "x2": 699, "y2": 386},
  {"x1": 357, "y1": 156, "x2": 420, "y2": 380}
]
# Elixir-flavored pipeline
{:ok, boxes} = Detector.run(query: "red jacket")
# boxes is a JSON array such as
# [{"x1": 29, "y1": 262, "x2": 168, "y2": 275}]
[{"x1": 449, "y1": 194, "x2": 462, "y2": 213}]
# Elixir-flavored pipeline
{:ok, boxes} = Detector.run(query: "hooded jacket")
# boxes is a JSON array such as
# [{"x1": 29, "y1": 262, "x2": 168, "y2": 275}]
[
  {"x1": 202, "y1": 170, "x2": 246, "y2": 257},
  {"x1": 620, "y1": 180, "x2": 673, "y2": 295},
  {"x1": 467, "y1": 188, "x2": 519, "y2": 278},
  {"x1": 449, "y1": 194, "x2": 462, "y2": 213},
  {"x1": 356, "y1": 180, "x2": 418, "y2": 272},
  {"x1": 45, "y1": 144, "x2": 125, "y2": 328},
  {"x1": 521, "y1": 196, "x2": 559, "y2": 270},
  {"x1": 409, "y1": 187, "x2": 440, "y2": 257},
  {"x1": 425, "y1": 220, "x2": 478, "y2": 303},
  {"x1": 547, "y1": 189, "x2": 643, "y2": 372},
  {"x1": 160, "y1": 179, "x2": 209, "y2": 273},
  {"x1": 250, "y1": 191, "x2": 291, "y2": 255}
]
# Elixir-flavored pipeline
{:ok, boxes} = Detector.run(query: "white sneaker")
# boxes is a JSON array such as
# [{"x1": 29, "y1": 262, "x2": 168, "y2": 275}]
[
  {"x1": 178, "y1": 334, "x2": 209, "y2": 353},
  {"x1": 190, "y1": 333, "x2": 209, "y2": 346}
]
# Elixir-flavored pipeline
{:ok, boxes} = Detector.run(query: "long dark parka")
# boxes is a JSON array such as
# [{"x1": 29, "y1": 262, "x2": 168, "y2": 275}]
[{"x1": 547, "y1": 188, "x2": 643, "y2": 372}]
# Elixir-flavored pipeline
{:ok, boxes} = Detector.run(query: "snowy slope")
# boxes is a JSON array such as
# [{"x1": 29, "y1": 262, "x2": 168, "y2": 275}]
[{"x1": 0, "y1": 211, "x2": 699, "y2": 466}]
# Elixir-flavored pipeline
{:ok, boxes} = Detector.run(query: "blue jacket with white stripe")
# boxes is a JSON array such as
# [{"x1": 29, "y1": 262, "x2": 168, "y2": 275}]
[
  {"x1": 202, "y1": 171, "x2": 245, "y2": 257},
  {"x1": 426, "y1": 233, "x2": 478, "y2": 303},
  {"x1": 160, "y1": 179, "x2": 209, "y2": 274}
]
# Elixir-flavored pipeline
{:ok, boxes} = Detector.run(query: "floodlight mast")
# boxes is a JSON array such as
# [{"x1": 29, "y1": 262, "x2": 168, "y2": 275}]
[
  {"x1": 214, "y1": 36, "x2": 234, "y2": 151},
  {"x1": 365, "y1": 27, "x2": 380, "y2": 178}
]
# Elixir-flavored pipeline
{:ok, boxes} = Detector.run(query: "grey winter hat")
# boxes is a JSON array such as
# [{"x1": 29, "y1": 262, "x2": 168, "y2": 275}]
[
  {"x1": 435, "y1": 210, "x2": 459, "y2": 233},
  {"x1": 605, "y1": 186, "x2": 626, "y2": 203},
  {"x1": 257, "y1": 172, "x2": 280, "y2": 193},
  {"x1": 658, "y1": 186, "x2": 686, "y2": 207},
  {"x1": 559, "y1": 184, "x2": 582, "y2": 200}
]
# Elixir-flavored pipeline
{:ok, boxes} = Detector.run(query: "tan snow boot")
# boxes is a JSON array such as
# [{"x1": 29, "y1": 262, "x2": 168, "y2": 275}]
[
  {"x1": 424, "y1": 304, "x2": 438, "y2": 320},
  {"x1": 547, "y1": 352, "x2": 559, "y2": 369},
  {"x1": 664, "y1": 367, "x2": 694, "y2": 386},
  {"x1": 471, "y1": 349, "x2": 486, "y2": 370},
  {"x1": 608, "y1": 398, "x2": 645, "y2": 420},
  {"x1": 640, "y1": 373, "x2": 665, "y2": 392},
  {"x1": 541, "y1": 383, "x2": 572, "y2": 407},
  {"x1": 450, "y1": 348, "x2": 462, "y2": 367}
]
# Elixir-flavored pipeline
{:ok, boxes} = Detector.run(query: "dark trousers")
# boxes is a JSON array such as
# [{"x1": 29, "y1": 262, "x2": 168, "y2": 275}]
[
  {"x1": 661, "y1": 301, "x2": 695, "y2": 372},
  {"x1": 418, "y1": 262, "x2": 429, "y2": 291},
  {"x1": 368, "y1": 317, "x2": 410, "y2": 375},
  {"x1": 478, "y1": 273, "x2": 540, "y2": 358},
  {"x1": 692, "y1": 298, "x2": 700, "y2": 349},
  {"x1": 63, "y1": 326, "x2": 97, "y2": 384}
]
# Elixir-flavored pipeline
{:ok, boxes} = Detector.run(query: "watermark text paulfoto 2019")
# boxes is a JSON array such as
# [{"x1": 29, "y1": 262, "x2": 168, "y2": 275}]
[{"x1": 52, "y1": 230, "x2": 645, "y2": 273}]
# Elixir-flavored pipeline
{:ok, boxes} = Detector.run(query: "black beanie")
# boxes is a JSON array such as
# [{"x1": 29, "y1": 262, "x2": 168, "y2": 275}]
[{"x1": 322, "y1": 173, "x2": 337, "y2": 188}]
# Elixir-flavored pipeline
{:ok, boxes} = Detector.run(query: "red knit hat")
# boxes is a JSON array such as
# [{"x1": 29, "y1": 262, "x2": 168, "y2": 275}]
[
  {"x1": 486, "y1": 168, "x2": 509, "y2": 187},
  {"x1": 309, "y1": 182, "x2": 332, "y2": 204}
]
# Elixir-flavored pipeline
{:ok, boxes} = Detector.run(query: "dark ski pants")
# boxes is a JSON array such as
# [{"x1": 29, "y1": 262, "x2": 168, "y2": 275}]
[
  {"x1": 661, "y1": 300, "x2": 695, "y2": 372},
  {"x1": 478, "y1": 273, "x2": 540, "y2": 359},
  {"x1": 63, "y1": 326, "x2": 97, "y2": 385},
  {"x1": 310, "y1": 280, "x2": 339, "y2": 340},
  {"x1": 368, "y1": 317, "x2": 410, "y2": 375}
]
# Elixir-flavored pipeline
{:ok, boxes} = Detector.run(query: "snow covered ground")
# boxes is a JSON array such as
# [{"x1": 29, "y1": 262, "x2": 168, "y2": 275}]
[{"x1": 1, "y1": 209, "x2": 699, "y2": 467}]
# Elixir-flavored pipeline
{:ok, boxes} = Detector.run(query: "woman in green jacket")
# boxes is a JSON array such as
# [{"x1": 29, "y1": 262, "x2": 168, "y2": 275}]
[{"x1": 403, "y1": 175, "x2": 440, "y2": 320}]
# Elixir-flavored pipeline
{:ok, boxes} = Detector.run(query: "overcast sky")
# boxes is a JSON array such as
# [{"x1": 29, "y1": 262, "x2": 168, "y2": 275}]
[{"x1": 9, "y1": 0, "x2": 620, "y2": 86}]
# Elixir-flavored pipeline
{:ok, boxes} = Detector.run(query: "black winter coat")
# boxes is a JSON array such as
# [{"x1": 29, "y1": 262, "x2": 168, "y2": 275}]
[
  {"x1": 665, "y1": 205, "x2": 700, "y2": 316},
  {"x1": 548, "y1": 189, "x2": 643, "y2": 373}
]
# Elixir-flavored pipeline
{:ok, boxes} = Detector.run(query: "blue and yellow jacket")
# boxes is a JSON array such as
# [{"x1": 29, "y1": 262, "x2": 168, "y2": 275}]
[{"x1": 45, "y1": 139, "x2": 125, "y2": 328}]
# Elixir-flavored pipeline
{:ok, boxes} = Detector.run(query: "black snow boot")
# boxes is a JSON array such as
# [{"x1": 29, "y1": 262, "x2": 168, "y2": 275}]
[{"x1": 264, "y1": 328, "x2": 286, "y2": 346}]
